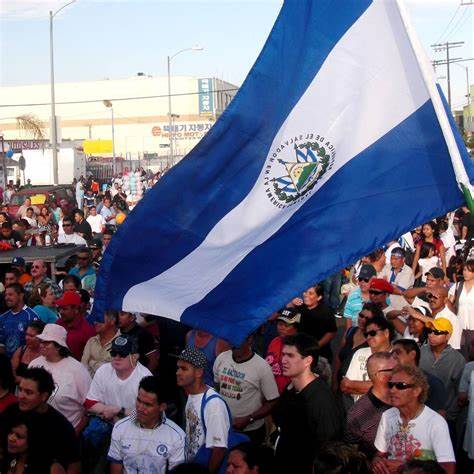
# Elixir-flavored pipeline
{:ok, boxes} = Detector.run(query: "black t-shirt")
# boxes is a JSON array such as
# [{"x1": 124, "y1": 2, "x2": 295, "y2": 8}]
[
  {"x1": 274, "y1": 377, "x2": 343, "y2": 472},
  {"x1": 74, "y1": 219, "x2": 93, "y2": 241},
  {"x1": 122, "y1": 324, "x2": 157, "y2": 367},
  {"x1": 462, "y1": 212, "x2": 474, "y2": 240},
  {"x1": 1, "y1": 403, "x2": 80, "y2": 469},
  {"x1": 299, "y1": 303, "x2": 337, "y2": 361}
]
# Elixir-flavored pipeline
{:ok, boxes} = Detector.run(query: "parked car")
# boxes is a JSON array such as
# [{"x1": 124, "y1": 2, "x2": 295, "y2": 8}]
[{"x1": 8, "y1": 186, "x2": 76, "y2": 218}]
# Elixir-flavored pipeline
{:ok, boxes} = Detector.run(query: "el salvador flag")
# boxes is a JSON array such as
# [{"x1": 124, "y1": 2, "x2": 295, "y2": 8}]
[{"x1": 94, "y1": 0, "x2": 474, "y2": 344}]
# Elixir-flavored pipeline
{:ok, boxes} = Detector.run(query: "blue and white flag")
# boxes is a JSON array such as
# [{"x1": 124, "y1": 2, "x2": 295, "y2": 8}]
[{"x1": 94, "y1": 0, "x2": 474, "y2": 344}]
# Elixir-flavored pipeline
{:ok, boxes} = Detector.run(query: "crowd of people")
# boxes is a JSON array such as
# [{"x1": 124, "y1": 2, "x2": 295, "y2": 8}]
[{"x1": 0, "y1": 174, "x2": 473, "y2": 473}]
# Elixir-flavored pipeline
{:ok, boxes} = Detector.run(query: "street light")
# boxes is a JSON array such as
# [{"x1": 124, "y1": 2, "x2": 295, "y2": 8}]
[
  {"x1": 167, "y1": 46, "x2": 203, "y2": 165},
  {"x1": 50, "y1": 0, "x2": 76, "y2": 186},
  {"x1": 103, "y1": 100, "x2": 116, "y2": 174}
]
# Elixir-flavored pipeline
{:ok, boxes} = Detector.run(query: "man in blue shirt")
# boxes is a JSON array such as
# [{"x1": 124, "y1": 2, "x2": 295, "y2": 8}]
[{"x1": 0, "y1": 283, "x2": 38, "y2": 357}]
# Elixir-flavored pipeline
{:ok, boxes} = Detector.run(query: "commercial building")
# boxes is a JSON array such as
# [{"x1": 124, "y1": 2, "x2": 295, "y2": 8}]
[{"x1": 0, "y1": 75, "x2": 238, "y2": 166}]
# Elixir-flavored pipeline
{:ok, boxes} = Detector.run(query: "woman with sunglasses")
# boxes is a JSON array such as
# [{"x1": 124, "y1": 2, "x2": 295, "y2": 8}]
[
  {"x1": 386, "y1": 305, "x2": 432, "y2": 344},
  {"x1": 341, "y1": 315, "x2": 394, "y2": 402},
  {"x1": 333, "y1": 303, "x2": 383, "y2": 390},
  {"x1": 373, "y1": 365, "x2": 455, "y2": 474},
  {"x1": 29, "y1": 324, "x2": 91, "y2": 434}
]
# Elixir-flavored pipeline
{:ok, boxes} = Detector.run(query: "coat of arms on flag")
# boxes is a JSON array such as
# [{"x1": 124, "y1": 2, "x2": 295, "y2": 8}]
[{"x1": 264, "y1": 138, "x2": 335, "y2": 208}]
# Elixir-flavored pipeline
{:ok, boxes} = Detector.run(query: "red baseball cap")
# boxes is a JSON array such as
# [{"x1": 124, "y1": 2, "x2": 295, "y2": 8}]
[
  {"x1": 369, "y1": 278, "x2": 394, "y2": 294},
  {"x1": 56, "y1": 290, "x2": 81, "y2": 307}
]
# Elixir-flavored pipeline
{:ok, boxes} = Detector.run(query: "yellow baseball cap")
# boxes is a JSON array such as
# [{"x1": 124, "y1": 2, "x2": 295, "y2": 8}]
[{"x1": 426, "y1": 318, "x2": 453, "y2": 334}]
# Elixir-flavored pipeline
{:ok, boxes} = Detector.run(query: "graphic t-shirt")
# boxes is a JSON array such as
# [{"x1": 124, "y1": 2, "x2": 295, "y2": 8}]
[
  {"x1": 344, "y1": 346, "x2": 372, "y2": 400},
  {"x1": 213, "y1": 351, "x2": 279, "y2": 431},
  {"x1": 184, "y1": 389, "x2": 230, "y2": 461},
  {"x1": 266, "y1": 336, "x2": 290, "y2": 393},
  {"x1": 374, "y1": 406, "x2": 455, "y2": 462}
]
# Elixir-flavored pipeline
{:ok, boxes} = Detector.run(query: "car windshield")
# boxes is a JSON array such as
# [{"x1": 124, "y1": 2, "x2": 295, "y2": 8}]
[{"x1": 10, "y1": 195, "x2": 26, "y2": 206}]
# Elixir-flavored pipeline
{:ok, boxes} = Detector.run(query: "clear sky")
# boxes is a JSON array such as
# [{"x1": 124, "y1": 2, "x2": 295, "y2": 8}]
[{"x1": 0, "y1": 0, "x2": 473, "y2": 110}]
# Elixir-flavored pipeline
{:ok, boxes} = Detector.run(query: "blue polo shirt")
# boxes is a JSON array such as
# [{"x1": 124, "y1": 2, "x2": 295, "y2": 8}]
[
  {"x1": 69, "y1": 265, "x2": 96, "y2": 281},
  {"x1": 0, "y1": 306, "x2": 39, "y2": 357}
]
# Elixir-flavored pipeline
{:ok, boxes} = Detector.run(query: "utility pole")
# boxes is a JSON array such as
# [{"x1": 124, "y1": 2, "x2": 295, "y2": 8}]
[{"x1": 431, "y1": 41, "x2": 464, "y2": 109}]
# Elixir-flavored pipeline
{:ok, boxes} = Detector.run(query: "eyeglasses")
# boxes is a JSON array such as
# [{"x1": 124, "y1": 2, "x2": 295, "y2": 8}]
[
  {"x1": 358, "y1": 312, "x2": 370, "y2": 319},
  {"x1": 427, "y1": 328, "x2": 449, "y2": 336},
  {"x1": 364, "y1": 329, "x2": 384, "y2": 338},
  {"x1": 110, "y1": 351, "x2": 128, "y2": 358},
  {"x1": 369, "y1": 290, "x2": 385, "y2": 295},
  {"x1": 359, "y1": 278, "x2": 370, "y2": 283},
  {"x1": 63, "y1": 224, "x2": 72, "y2": 227},
  {"x1": 77, "y1": 256, "x2": 89, "y2": 260},
  {"x1": 388, "y1": 381, "x2": 416, "y2": 390},
  {"x1": 426, "y1": 293, "x2": 439, "y2": 301}
]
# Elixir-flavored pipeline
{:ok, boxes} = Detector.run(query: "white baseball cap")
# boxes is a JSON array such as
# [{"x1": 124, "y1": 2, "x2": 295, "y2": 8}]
[{"x1": 37, "y1": 324, "x2": 69, "y2": 349}]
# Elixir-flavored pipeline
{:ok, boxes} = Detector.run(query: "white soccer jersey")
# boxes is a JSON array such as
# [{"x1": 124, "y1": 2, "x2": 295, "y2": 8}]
[{"x1": 108, "y1": 413, "x2": 185, "y2": 473}]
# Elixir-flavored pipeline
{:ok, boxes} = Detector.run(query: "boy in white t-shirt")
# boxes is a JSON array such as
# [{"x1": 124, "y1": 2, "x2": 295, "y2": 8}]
[
  {"x1": 176, "y1": 347, "x2": 230, "y2": 471},
  {"x1": 373, "y1": 365, "x2": 455, "y2": 473}
]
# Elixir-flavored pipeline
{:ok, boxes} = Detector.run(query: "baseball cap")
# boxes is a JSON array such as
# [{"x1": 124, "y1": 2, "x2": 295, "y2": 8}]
[
  {"x1": 277, "y1": 307, "x2": 301, "y2": 325},
  {"x1": 174, "y1": 347, "x2": 207, "y2": 369},
  {"x1": 37, "y1": 324, "x2": 69, "y2": 348},
  {"x1": 358, "y1": 264, "x2": 377, "y2": 280},
  {"x1": 411, "y1": 306, "x2": 432, "y2": 318},
  {"x1": 55, "y1": 290, "x2": 81, "y2": 307},
  {"x1": 110, "y1": 334, "x2": 139, "y2": 356},
  {"x1": 425, "y1": 267, "x2": 445, "y2": 280},
  {"x1": 11, "y1": 257, "x2": 26, "y2": 267},
  {"x1": 426, "y1": 317, "x2": 453, "y2": 334},
  {"x1": 369, "y1": 278, "x2": 394, "y2": 294}
]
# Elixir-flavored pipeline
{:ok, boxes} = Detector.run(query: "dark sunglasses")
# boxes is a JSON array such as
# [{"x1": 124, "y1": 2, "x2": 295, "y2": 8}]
[
  {"x1": 77, "y1": 256, "x2": 89, "y2": 260},
  {"x1": 388, "y1": 381, "x2": 415, "y2": 390},
  {"x1": 358, "y1": 312, "x2": 370, "y2": 319},
  {"x1": 359, "y1": 278, "x2": 370, "y2": 283},
  {"x1": 427, "y1": 328, "x2": 449, "y2": 336},
  {"x1": 62, "y1": 224, "x2": 72, "y2": 227},
  {"x1": 425, "y1": 293, "x2": 439, "y2": 300},
  {"x1": 369, "y1": 289, "x2": 385, "y2": 295},
  {"x1": 110, "y1": 351, "x2": 128, "y2": 358},
  {"x1": 364, "y1": 329, "x2": 384, "y2": 338}
]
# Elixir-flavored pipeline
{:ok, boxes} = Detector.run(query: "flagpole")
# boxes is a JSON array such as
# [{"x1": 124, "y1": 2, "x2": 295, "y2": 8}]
[{"x1": 396, "y1": 0, "x2": 474, "y2": 213}]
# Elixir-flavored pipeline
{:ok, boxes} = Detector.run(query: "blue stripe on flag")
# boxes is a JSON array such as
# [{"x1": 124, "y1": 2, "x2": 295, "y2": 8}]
[{"x1": 179, "y1": 99, "x2": 471, "y2": 343}]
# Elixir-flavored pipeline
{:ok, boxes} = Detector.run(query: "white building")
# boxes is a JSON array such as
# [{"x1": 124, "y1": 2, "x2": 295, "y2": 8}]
[{"x1": 0, "y1": 75, "x2": 238, "y2": 162}]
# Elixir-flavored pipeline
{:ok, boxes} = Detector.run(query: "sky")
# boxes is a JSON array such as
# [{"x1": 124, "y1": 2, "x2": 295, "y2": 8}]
[{"x1": 0, "y1": 0, "x2": 473, "y2": 110}]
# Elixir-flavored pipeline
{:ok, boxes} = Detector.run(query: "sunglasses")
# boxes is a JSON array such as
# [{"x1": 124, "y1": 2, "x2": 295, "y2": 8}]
[
  {"x1": 63, "y1": 224, "x2": 72, "y2": 227},
  {"x1": 358, "y1": 312, "x2": 370, "y2": 319},
  {"x1": 388, "y1": 381, "x2": 415, "y2": 390},
  {"x1": 425, "y1": 293, "x2": 439, "y2": 300},
  {"x1": 364, "y1": 329, "x2": 384, "y2": 338},
  {"x1": 110, "y1": 351, "x2": 128, "y2": 358},
  {"x1": 359, "y1": 278, "x2": 370, "y2": 283},
  {"x1": 369, "y1": 289, "x2": 385, "y2": 295},
  {"x1": 427, "y1": 328, "x2": 449, "y2": 336},
  {"x1": 77, "y1": 256, "x2": 89, "y2": 260}
]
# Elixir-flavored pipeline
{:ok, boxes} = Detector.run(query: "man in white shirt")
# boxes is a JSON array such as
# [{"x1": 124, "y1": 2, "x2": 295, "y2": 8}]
[
  {"x1": 176, "y1": 347, "x2": 230, "y2": 472},
  {"x1": 100, "y1": 198, "x2": 116, "y2": 227},
  {"x1": 108, "y1": 376, "x2": 185, "y2": 474},
  {"x1": 213, "y1": 333, "x2": 279, "y2": 444},
  {"x1": 86, "y1": 206, "x2": 105, "y2": 235},
  {"x1": 373, "y1": 365, "x2": 455, "y2": 474},
  {"x1": 85, "y1": 334, "x2": 151, "y2": 421},
  {"x1": 57, "y1": 216, "x2": 87, "y2": 246},
  {"x1": 381, "y1": 247, "x2": 414, "y2": 310}
]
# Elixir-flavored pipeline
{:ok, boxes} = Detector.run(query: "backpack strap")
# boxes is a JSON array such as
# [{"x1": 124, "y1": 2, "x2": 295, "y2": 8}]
[
  {"x1": 454, "y1": 280, "x2": 464, "y2": 314},
  {"x1": 200, "y1": 389, "x2": 232, "y2": 437}
]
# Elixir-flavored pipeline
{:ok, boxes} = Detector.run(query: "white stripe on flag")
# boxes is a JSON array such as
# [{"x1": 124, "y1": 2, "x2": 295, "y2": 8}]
[{"x1": 123, "y1": 0, "x2": 429, "y2": 317}]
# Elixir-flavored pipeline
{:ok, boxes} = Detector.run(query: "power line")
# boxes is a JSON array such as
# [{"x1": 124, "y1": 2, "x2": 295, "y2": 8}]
[
  {"x1": 445, "y1": 7, "x2": 470, "y2": 40},
  {"x1": 0, "y1": 87, "x2": 239, "y2": 109},
  {"x1": 434, "y1": 4, "x2": 461, "y2": 44},
  {"x1": 431, "y1": 41, "x2": 464, "y2": 108}
]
